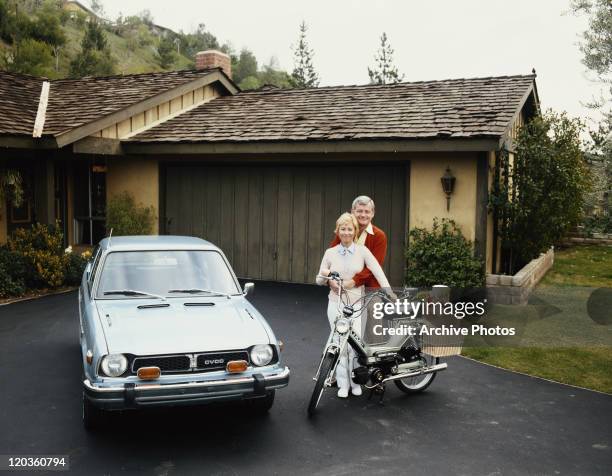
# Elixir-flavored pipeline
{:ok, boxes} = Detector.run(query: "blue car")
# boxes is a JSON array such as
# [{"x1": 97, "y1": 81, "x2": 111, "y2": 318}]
[{"x1": 79, "y1": 235, "x2": 289, "y2": 429}]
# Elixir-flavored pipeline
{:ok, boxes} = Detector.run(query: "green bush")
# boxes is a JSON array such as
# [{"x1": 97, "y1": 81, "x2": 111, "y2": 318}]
[
  {"x1": 64, "y1": 251, "x2": 88, "y2": 286},
  {"x1": 8, "y1": 221, "x2": 66, "y2": 288},
  {"x1": 0, "y1": 246, "x2": 26, "y2": 297},
  {"x1": 583, "y1": 215, "x2": 612, "y2": 235},
  {"x1": 106, "y1": 191, "x2": 155, "y2": 236},
  {"x1": 405, "y1": 219, "x2": 484, "y2": 288}
]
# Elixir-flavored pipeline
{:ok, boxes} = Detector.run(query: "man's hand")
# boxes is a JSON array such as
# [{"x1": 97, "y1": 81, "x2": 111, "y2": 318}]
[{"x1": 343, "y1": 279, "x2": 356, "y2": 289}]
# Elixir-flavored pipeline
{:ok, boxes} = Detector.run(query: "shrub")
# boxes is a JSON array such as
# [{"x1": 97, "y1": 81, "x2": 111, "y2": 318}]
[
  {"x1": 405, "y1": 219, "x2": 485, "y2": 288},
  {"x1": 64, "y1": 249, "x2": 88, "y2": 286},
  {"x1": 0, "y1": 246, "x2": 26, "y2": 297},
  {"x1": 490, "y1": 111, "x2": 591, "y2": 274},
  {"x1": 8, "y1": 221, "x2": 66, "y2": 288},
  {"x1": 106, "y1": 191, "x2": 155, "y2": 236}
]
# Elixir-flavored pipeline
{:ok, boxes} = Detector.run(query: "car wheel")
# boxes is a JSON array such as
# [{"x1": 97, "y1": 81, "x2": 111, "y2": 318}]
[
  {"x1": 82, "y1": 392, "x2": 105, "y2": 431},
  {"x1": 246, "y1": 390, "x2": 275, "y2": 414}
]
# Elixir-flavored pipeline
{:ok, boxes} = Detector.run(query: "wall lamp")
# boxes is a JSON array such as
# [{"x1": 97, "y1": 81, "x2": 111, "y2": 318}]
[{"x1": 441, "y1": 166, "x2": 456, "y2": 211}]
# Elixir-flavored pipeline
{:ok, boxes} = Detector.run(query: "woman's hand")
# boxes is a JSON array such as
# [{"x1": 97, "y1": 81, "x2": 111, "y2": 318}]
[{"x1": 320, "y1": 268, "x2": 331, "y2": 277}]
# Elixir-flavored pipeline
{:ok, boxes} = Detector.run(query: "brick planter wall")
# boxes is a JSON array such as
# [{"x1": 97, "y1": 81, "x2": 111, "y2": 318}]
[{"x1": 486, "y1": 247, "x2": 554, "y2": 305}]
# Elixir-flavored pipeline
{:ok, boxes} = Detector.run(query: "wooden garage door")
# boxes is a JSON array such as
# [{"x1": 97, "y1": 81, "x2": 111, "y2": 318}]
[{"x1": 163, "y1": 164, "x2": 408, "y2": 285}]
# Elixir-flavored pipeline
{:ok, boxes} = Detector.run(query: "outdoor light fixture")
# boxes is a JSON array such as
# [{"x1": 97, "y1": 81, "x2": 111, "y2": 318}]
[{"x1": 441, "y1": 166, "x2": 456, "y2": 211}]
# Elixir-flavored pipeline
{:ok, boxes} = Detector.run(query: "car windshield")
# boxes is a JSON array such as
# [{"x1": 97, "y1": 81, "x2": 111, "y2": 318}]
[{"x1": 96, "y1": 250, "x2": 240, "y2": 299}]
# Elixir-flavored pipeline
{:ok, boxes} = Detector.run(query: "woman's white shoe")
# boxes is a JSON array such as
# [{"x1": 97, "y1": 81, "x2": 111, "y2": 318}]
[
  {"x1": 337, "y1": 387, "x2": 349, "y2": 398},
  {"x1": 351, "y1": 385, "x2": 362, "y2": 396}
]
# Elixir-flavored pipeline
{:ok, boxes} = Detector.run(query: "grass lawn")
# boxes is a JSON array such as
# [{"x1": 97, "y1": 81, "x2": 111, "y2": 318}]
[{"x1": 462, "y1": 245, "x2": 612, "y2": 393}]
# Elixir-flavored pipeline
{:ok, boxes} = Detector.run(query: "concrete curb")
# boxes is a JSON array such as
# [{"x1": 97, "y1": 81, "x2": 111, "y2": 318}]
[{"x1": 0, "y1": 287, "x2": 78, "y2": 307}]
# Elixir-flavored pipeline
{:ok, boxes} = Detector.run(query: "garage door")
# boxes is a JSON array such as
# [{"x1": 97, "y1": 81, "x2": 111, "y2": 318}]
[{"x1": 163, "y1": 163, "x2": 408, "y2": 286}]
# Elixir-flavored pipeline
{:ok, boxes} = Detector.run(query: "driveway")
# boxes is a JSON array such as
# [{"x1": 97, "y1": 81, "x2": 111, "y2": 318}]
[{"x1": 0, "y1": 282, "x2": 610, "y2": 475}]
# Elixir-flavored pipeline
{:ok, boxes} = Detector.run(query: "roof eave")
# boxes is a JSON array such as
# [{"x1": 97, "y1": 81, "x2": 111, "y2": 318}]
[{"x1": 122, "y1": 137, "x2": 500, "y2": 155}]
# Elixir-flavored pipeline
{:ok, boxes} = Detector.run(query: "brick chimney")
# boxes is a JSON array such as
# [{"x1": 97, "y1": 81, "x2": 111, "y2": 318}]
[{"x1": 195, "y1": 50, "x2": 232, "y2": 78}]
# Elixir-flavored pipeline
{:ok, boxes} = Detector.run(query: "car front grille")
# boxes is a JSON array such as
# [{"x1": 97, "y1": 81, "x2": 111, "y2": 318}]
[
  {"x1": 132, "y1": 355, "x2": 191, "y2": 373},
  {"x1": 130, "y1": 350, "x2": 250, "y2": 375}
]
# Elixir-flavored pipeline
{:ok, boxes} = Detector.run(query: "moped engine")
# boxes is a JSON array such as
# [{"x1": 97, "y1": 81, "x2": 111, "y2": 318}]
[
  {"x1": 352, "y1": 366, "x2": 370, "y2": 385},
  {"x1": 351, "y1": 366, "x2": 387, "y2": 385}
]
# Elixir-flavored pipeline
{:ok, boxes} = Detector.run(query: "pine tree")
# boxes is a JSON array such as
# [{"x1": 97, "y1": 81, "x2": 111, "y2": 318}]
[
  {"x1": 291, "y1": 21, "x2": 319, "y2": 88},
  {"x1": 368, "y1": 32, "x2": 404, "y2": 85},
  {"x1": 69, "y1": 20, "x2": 116, "y2": 78}
]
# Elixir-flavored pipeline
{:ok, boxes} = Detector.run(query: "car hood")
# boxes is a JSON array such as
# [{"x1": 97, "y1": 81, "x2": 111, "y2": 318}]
[{"x1": 95, "y1": 298, "x2": 270, "y2": 355}]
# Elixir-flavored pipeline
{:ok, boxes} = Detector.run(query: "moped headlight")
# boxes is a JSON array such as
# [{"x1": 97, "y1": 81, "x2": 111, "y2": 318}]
[
  {"x1": 335, "y1": 318, "x2": 350, "y2": 334},
  {"x1": 250, "y1": 345, "x2": 273, "y2": 366},
  {"x1": 100, "y1": 354, "x2": 128, "y2": 377}
]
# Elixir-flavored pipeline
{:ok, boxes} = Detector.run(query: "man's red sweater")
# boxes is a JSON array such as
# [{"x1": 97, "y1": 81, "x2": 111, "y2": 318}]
[{"x1": 330, "y1": 224, "x2": 388, "y2": 288}]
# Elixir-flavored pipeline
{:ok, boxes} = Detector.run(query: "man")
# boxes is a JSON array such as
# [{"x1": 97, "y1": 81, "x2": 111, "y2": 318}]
[{"x1": 329, "y1": 195, "x2": 388, "y2": 293}]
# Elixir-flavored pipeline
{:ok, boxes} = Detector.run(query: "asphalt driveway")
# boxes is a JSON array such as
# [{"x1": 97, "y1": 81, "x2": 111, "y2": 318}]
[{"x1": 0, "y1": 282, "x2": 610, "y2": 475}]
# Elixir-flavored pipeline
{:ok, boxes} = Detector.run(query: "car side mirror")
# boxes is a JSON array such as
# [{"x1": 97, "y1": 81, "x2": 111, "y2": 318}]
[{"x1": 243, "y1": 282, "x2": 255, "y2": 296}]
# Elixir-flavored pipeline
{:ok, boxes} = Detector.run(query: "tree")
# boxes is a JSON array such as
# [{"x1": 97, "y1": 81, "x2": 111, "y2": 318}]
[
  {"x1": 290, "y1": 21, "x2": 319, "y2": 88},
  {"x1": 571, "y1": 1, "x2": 611, "y2": 84},
  {"x1": 157, "y1": 35, "x2": 176, "y2": 69},
  {"x1": 368, "y1": 32, "x2": 404, "y2": 85},
  {"x1": 69, "y1": 20, "x2": 116, "y2": 77},
  {"x1": 3, "y1": 38, "x2": 54, "y2": 76},
  {"x1": 233, "y1": 48, "x2": 258, "y2": 85},
  {"x1": 179, "y1": 23, "x2": 220, "y2": 60},
  {"x1": 571, "y1": 1, "x2": 611, "y2": 226},
  {"x1": 490, "y1": 112, "x2": 592, "y2": 274},
  {"x1": 259, "y1": 57, "x2": 293, "y2": 89}
]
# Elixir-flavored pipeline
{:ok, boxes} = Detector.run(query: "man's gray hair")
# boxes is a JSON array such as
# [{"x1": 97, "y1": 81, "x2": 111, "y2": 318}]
[{"x1": 351, "y1": 195, "x2": 375, "y2": 212}]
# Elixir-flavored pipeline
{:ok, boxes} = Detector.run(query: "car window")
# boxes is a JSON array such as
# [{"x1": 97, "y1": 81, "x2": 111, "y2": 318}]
[{"x1": 95, "y1": 250, "x2": 240, "y2": 299}]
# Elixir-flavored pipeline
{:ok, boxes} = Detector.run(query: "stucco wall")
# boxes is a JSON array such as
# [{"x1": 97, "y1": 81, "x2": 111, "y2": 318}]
[
  {"x1": 106, "y1": 157, "x2": 159, "y2": 234},
  {"x1": 409, "y1": 153, "x2": 478, "y2": 242}
]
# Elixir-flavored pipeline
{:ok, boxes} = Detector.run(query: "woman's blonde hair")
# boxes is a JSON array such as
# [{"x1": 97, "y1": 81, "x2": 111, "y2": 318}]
[{"x1": 334, "y1": 212, "x2": 359, "y2": 238}]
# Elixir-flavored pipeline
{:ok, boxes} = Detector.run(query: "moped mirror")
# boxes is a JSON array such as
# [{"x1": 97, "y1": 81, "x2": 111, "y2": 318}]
[{"x1": 243, "y1": 282, "x2": 255, "y2": 296}]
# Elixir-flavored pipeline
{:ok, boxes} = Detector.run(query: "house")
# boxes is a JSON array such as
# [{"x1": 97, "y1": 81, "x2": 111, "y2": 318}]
[
  {"x1": 0, "y1": 51, "x2": 540, "y2": 285},
  {"x1": 61, "y1": 1, "x2": 100, "y2": 22}
]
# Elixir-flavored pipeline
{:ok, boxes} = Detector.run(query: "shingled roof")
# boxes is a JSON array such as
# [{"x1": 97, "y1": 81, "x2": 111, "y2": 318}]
[
  {"x1": 128, "y1": 74, "x2": 537, "y2": 143},
  {"x1": 0, "y1": 71, "x2": 44, "y2": 135},
  {"x1": 44, "y1": 69, "x2": 220, "y2": 135}
]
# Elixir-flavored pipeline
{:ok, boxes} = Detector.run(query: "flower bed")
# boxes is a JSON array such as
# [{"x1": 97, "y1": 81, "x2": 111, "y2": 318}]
[{"x1": 486, "y1": 247, "x2": 554, "y2": 305}]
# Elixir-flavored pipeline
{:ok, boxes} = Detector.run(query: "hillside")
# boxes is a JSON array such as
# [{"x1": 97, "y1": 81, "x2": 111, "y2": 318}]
[{"x1": 0, "y1": 0, "x2": 292, "y2": 88}]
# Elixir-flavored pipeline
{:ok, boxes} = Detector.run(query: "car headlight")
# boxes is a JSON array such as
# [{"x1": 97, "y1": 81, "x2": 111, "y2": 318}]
[
  {"x1": 250, "y1": 344, "x2": 273, "y2": 366},
  {"x1": 335, "y1": 318, "x2": 350, "y2": 334},
  {"x1": 100, "y1": 354, "x2": 128, "y2": 377}
]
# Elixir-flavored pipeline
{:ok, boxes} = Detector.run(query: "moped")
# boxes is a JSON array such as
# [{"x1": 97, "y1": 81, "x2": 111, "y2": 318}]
[{"x1": 308, "y1": 273, "x2": 447, "y2": 416}]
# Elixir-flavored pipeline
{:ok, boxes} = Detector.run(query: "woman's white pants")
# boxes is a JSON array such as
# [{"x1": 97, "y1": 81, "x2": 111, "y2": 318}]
[{"x1": 327, "y1": 301, "x2": 361, "y2": 393}]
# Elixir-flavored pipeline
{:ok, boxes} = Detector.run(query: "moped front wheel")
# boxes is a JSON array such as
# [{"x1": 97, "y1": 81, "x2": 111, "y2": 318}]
[
  {"x1": 307, "y1": 352, "x2": 337, "y2": 417},
  {"x1": 394, "y1": 355, "x2": 439, "y2": 393}
]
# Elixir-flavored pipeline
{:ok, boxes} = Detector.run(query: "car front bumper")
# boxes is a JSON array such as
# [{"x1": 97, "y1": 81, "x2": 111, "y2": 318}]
[{"x1": 83, "y1": 366, "x2": 290, "y2": 410}]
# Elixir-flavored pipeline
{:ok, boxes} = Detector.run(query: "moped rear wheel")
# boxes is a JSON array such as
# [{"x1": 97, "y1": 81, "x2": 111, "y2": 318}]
[
  {"x1": 307, "y1": 352, "x2": 337, "y2": 417},
  {"x1": 394, "y1": 355, "x2": 439, "y2": 393}
]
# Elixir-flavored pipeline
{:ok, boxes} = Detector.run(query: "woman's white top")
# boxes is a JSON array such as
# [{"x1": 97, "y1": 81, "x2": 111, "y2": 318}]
[{"x1": 316, "y1": 243, "x2": 391, "y2": 304}]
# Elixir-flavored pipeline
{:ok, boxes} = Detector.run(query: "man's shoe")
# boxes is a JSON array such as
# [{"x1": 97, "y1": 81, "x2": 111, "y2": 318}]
[
  {"x1": 337, "y1": 387, "x2": 349, "y2": 398},
  {"x1": 351, "y1": 385, "x2": 363, "y2": 396}
]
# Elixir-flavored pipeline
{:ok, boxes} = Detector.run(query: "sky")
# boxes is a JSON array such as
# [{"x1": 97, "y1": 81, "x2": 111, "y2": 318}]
[{"x1": 98, "y1": 0, "x2": 606, "y2": 128}]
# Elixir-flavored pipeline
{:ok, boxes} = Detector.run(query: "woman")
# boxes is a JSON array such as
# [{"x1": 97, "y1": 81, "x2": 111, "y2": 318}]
[{"x1": 316, "y1": 212, "x2": 391, "y2": 398}]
